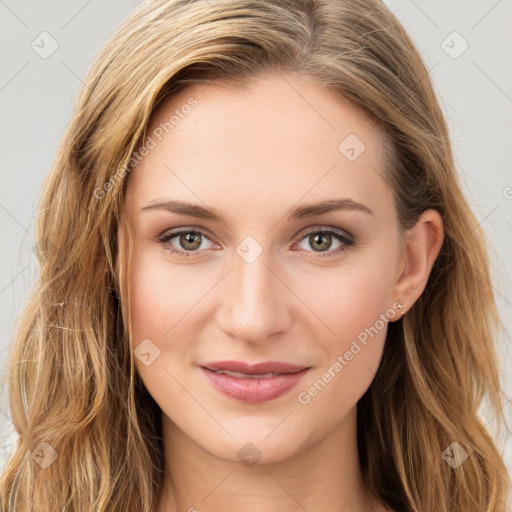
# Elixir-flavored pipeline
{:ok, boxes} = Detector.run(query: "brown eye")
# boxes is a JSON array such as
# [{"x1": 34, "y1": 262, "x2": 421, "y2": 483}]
[
  {"x1": 157, "y1": 228, "x2": 216, "y2": 257},
  {"x1": 296, "y1": 227, "x2": 355, "y2": 258},
  {"x1": 179, "y1": 232, "x2": 202, "y2": 251},
  {"x1": 308, "y1": 232, "x2": 333, "y2": 252}
]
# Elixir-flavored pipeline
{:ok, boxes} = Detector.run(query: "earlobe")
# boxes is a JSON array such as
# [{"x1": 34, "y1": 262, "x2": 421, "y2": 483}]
[{"x1": 391, "y1": 209, "x2": 444, "y2": 317}]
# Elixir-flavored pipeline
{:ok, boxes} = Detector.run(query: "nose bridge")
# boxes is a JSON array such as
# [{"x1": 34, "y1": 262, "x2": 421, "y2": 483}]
[{"x1": 218, "y1": 237, "x2": 290, "y2": 342}]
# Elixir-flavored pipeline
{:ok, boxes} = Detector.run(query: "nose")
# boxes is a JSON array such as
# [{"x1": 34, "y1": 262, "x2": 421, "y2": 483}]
[{"x1": 216, "y1": 243, "x2": 292, "y2": 344}]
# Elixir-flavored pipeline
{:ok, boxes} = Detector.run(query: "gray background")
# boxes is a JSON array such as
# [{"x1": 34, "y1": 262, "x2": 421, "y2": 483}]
[{"x1": 1, "y1": 0, "x2": 511, "y2": 494}]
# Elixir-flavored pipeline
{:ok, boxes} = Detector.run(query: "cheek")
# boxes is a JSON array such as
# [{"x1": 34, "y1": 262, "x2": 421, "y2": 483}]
[
  {"x1": 293, "y1": 253, "x2": 397, "y2": 398},
  {"x1": 129, "y1": 260, "x2": 170, "y2": 343},
  {"x1": 299, "y1": 258, "x2": 395, "y2": 342},
  {"x1": 127, "y1": 254, "x2": 205, "y2": 408},
  {"x1": 127, "y1": 252, "x2": 204, "y2": 343}
]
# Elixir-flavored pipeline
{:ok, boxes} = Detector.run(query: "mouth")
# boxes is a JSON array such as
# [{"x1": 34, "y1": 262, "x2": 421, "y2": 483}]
[{"x1": 199, "y1": 360, "x2": 311, "y2": 403}]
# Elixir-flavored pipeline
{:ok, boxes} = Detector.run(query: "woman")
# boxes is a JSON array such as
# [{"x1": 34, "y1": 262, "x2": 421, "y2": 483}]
[{"x1": 1, "y1": 0, "x2": 509, "y2": 510}]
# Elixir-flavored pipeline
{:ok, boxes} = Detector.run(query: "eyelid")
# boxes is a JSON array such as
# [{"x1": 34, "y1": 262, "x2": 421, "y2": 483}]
[
  {"x1": 293, "y1": 225, "x2": 353, "y2": 243},
  {"x1": 157, "y1": 225, "x2": 216, "y2": 242},
  {"x1": 157, "y1": 225, "x2": 353, "y2": 242}
]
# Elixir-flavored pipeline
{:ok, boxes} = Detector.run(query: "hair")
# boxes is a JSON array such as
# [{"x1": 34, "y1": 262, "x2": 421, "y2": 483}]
[{"x1": 1, "y1": 0, "x2": 510, "y2": 510}]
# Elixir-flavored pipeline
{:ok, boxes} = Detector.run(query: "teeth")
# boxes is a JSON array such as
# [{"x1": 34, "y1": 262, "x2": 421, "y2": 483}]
[{"x1": 213, "y1": 369, "x2": 282, "y2": 379}]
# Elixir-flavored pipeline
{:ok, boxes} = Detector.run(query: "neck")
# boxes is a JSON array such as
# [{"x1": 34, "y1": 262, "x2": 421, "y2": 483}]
[{"x1": 156, "y1": 406, "x2": 381, "y2": 512}]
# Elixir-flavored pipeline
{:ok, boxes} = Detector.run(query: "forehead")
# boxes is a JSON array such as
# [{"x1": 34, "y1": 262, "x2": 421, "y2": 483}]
[{"x1": 124, "y1": 74, "x2": 393, "y2": 220}]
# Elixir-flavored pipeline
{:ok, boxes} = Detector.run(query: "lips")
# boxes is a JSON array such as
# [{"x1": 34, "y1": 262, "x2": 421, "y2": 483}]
[
  {"x1": 201, "y1": 360, "x2": 308, "y2": 375},
  {"x1": 199, "y1": 360, "x2": 310, "y2": 403}
]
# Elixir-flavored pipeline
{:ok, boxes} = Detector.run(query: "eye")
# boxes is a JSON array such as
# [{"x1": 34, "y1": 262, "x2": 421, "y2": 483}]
[
  {"x1": 156, "y1": 226, "x2": 355, "y2": 259},
  {"x1": 294, "y1": 227, "x2": 354, "y2": 258},
  {"x1": 157, "y1": 228, "x2": 216, "y2": 258}
]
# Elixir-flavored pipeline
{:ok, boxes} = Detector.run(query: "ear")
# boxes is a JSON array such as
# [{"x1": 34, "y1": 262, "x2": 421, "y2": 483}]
[{"x1": 391, "y1": 209, "x2": 444, "y2": 319}]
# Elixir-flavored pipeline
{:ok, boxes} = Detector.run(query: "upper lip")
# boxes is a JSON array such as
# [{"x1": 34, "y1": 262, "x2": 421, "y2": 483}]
[{"x1": 200, "y1": 360, "x2": 309, "y2": 375}]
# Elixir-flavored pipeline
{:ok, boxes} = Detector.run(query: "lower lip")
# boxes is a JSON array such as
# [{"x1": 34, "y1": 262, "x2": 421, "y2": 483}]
[{"x1": 201, "y1": 367, "x2": 310, "y2": 403}]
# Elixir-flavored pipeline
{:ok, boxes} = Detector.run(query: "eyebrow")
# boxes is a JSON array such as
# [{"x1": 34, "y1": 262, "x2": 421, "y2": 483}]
[{"x1": 140, "y1": 198, "x2": 374, "y2": 222}]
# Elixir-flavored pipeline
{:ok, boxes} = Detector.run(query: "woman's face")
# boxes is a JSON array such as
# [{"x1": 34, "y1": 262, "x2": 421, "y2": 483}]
[{"x1": 119, "y1": 74, "x2": 406, "y2": 464}]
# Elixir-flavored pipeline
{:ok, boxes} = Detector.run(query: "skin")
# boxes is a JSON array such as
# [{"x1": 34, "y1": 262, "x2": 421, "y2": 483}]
[{"x1": 116, "y1": 73, "x2": 444, "y2": 512}]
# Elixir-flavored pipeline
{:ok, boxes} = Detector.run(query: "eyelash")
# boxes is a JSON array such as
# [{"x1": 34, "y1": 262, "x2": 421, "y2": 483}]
[{"x1": 156, "y1": 226, "x2": 355, "y2": 259}]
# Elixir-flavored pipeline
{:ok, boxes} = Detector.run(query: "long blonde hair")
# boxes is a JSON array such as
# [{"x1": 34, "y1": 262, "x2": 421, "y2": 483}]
[{"x1": 1, "y1": 0, "x2": 509, "y2": 510}]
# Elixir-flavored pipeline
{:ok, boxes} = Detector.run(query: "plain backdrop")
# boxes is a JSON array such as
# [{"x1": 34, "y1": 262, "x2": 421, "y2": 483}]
[{"x1": 1, "y1": 0, "x2": 511, "y2": 490}]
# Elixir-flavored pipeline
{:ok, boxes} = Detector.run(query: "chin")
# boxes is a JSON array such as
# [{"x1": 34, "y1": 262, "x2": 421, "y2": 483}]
[{"x1": 203, "y1": 424, "x2": 308, "y2": 466}]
